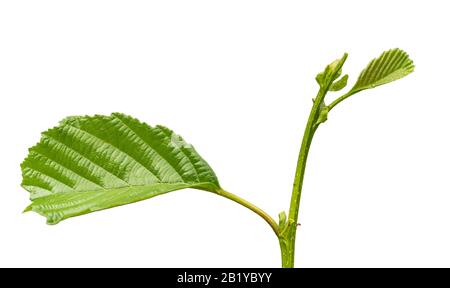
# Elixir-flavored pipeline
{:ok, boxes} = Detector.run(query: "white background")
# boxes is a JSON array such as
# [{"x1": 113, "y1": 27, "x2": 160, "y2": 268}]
[{"x1": 0, "y1": 0, "x2": 449, "y2": 268}]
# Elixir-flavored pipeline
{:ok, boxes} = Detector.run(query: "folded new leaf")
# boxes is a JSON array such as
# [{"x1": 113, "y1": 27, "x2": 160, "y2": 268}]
[
  {"x1": 21, "y1": 113, "x2": 221, "y2": 224},
  {"x1": 315, "y1": 53, "x2": 348, "y2": 90},
  {"x1": 329, "y1": 74, "x2": 348, "y2": 92}
]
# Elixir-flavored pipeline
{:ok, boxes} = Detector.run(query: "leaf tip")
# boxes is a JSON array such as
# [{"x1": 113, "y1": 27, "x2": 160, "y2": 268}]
[
  {"x1": 342, "y1": 52, "x2": 349, "y2": 61},
  {"x1": 22, "y1": 205, "x2": 33, "y2": 213},
  {"x1": 45, "y1": 218, "x2": 61, "y2": 225}
]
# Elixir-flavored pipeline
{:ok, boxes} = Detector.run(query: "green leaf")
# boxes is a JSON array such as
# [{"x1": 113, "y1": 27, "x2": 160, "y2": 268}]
[
  {"x1": 314, "y1": 106, "x2": 329, "y2": 126},
  {"x1": 315, "y1": 53, "x2": 348, "y2": 89},
  {"x1": 349, "y1": 48, "x2": 414, "y2": 93},
  {"x1": 21, "y1": 113, "x2": 220, "y2": 224},
  {"x1": 329, "y1": 74, "x2": 348, "y2": 91},
  {"x1": 328, "y1": 49, "x2": 414, "y2": 111},
  {"x1": 278, "y1": 211, "x2": 287, "y2": 231}
]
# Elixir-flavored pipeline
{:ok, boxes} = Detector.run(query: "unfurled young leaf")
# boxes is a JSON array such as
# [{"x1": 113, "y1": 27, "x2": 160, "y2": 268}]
[
  {"x1": 327, "y1": 49, "x2": 414, "y2": 111},
  {"x1": 315, "y1": 53, "x2": 348, "y2": 89},
  {"x1": 21, "y1": 113, "x2": 220, "y2": 224},
  {"x1": 329, "y1": 74, "x2": 348, "y2": 91},
  {"x1": 349, "y1": 48, "x2": 414, "y2": 93}
]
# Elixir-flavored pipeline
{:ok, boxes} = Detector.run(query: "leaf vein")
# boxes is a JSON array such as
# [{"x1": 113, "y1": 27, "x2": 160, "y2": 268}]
[
  {"x1": 43, "y1": 134, "x2": 131, "y2": 186},
  {"x1": 157, "y1": 127, "x2": 201, "y2": 182},
  {"x1": 65, "y1": 124, "x2": 162, "y2": 182},
  {"x1": 112, "y1": 114, "x2": 186, "y2": 182},
  {"x1": 23, "y1": 166, "x2": 75, "y2": 191},
  {"x1": 30, "y1": 150, "x2": 106, "y2": 189}
]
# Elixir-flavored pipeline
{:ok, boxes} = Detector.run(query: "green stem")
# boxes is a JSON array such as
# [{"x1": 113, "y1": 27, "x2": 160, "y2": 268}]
[
  {"x1": 280, "y1": 88, "x2": 328, "y2": 268},
  {"x1": 279, "y1": 54, "x2": 348, "y2": 268},
  {"x1": 217, "y1": 87, "x2": 329, "y2": 268},
  {"x1": 217, "y1": 55, "x2": 348, "y2": 267},
  {"x1": 328, "y1": 90, "x2": 355, "y2": 111},
  {"x1": 217, "y1": 188, "x2": 279, "y2": 237}
]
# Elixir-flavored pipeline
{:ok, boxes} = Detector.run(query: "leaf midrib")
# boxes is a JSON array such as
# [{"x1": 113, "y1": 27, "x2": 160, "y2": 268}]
[{"x1": 30, "y1": 181, "x2": 217, "y2": 200}]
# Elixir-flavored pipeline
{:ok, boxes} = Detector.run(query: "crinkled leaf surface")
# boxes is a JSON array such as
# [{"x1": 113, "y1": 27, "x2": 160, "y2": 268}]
[
  {"x1": 350, "y1": 48, "x2": 414, "y2": 93},
  {"x1": 21, "y1": 113, "x2": 220, "y2": 224}
]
